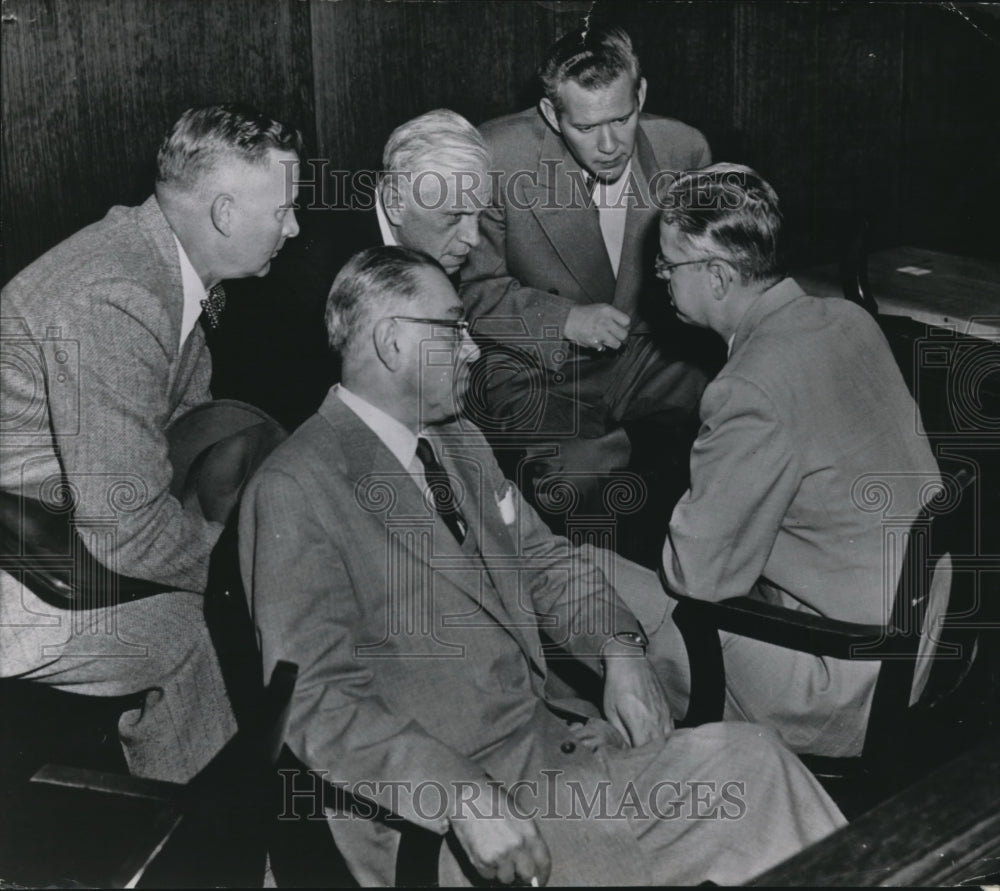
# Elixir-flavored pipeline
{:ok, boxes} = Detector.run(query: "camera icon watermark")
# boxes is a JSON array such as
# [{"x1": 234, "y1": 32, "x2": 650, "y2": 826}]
[
  {"x1": 1, "y1": 317, "x2": 80, "y2": 440},
  {"x1": 460, "y1": 318, "x2": 580, "y2": 439}
]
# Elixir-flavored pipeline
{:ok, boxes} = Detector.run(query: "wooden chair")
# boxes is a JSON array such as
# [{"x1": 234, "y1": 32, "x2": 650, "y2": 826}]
[
  {"x1": 0, "y1": 660, "x2": 298, "y2": 889},
  {"x1": 664, "y1": 462, "x2": 983, "y2": 812},
  {"x1": 203, "y1": 514, "x2": 444, "y2": 887},
  {"x1": 839, "y1": 212, "x2": 879, "y2": 317}
]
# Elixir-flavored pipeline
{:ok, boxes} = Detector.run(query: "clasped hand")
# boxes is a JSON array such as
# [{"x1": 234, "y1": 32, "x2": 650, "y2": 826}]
[{"x1": 563, "y1": 303, "x2": 630, "y2": 352}]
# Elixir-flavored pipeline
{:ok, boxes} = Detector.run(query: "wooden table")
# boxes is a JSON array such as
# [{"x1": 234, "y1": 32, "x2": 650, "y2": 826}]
[
  {"x1": 794, "y1": 246, "x2": 1000, "y2": 338},
  {"x1": 0, "y1": 764, "x2": 181, "y2": 888},
  {"x1": 749, "y1": 732, "x2": 1000, "y2": 886}
]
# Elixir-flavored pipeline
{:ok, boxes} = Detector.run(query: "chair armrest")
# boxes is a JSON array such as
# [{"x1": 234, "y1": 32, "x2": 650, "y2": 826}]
[
  {"x1": 670, "y1": 594, "x2": 890, "y2": 659},
  {"x1": 0, "y1": 490, "x2": 170, "y2": 608}
]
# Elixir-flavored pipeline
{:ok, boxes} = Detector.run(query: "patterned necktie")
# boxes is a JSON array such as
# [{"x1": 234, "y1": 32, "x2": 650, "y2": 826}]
[
  {"x1": 415, "y1": 437, "x2": 467, "y2": 544},
  {"x1": 201, "y1": 284, "x2": 227, "y2": 330}
]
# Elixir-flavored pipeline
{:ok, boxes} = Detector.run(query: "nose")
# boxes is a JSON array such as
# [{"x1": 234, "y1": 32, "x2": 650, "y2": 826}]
[
  {"x1": 284, "y1": 209, "x2": 300, "y2": 239},
  {"x1": 596, "y1": 125, "x2": 617, "y2": 155},
  {"x1": 457, "y1": 213, "x2": 480, "y2": 248}
]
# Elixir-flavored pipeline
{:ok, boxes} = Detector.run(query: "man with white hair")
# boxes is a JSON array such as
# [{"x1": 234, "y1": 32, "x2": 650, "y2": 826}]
[
  {"x1": 0, "y1": 104, "x2": 302, "y2": 782},
  {"x1": 214, "y1": 108, "x2": 491, "y2": 430}
]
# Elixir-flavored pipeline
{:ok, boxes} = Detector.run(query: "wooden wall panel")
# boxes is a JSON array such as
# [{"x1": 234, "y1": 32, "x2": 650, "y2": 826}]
[
  {"x1": 730, "y1": 2, "x2": 907, "y2": 265},
  {"x1": 1, "y1": 0, "x2": 314, "y2": 283},
  {"x1": 3, "y1": 0, "x2": 998, "y2": 285},
  {"x1": 900, "y1": 3, "x2": 1000, "y2": 260},
  {"x1": 310, "y1": 0, "x2": 561, "y2": 174}
]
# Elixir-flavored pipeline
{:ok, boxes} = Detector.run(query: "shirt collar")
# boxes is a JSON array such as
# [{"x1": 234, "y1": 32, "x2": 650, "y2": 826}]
[
  {"x1": 334, "y1": 383, "x2": 416, "y2": 471},
  {"x1": 375, "y1": 191, "x2": 398, "y2": 247},
  {"x1": 174, "y1": 234, "x2": 208, "y2": 347},
  {"x1": 592, "y1": 159, "x2": 633, "y2": 207}
]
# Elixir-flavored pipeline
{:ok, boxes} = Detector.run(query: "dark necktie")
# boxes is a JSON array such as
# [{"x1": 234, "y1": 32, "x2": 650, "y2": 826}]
[
  {"x1": 201, "y1": 284, "x2": 227, "y2": 330},
  {"x1": 415, "y1": 437, "x2": 467, "y2": 544}
]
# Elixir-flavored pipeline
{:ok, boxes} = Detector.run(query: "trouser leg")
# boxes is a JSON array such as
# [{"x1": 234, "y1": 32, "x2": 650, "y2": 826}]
[{"x1": 1, "y1": 571, "x2": 236, "y2": 783}]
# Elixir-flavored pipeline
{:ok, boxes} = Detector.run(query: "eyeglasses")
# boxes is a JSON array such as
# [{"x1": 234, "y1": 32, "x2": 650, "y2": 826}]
[
  {"x1": 390, "y1": 316, "x2": 471, "y2": 339},
  {"x1": 654, "y1": 255, "x2": 722, "y2": 280}
]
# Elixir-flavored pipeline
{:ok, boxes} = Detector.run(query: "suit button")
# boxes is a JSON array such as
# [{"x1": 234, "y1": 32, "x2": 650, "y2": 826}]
[
  {"x1": 548, "y1": 287, "x2": 559, "y2": 295},
  {"x1": 560, "y1": 741, "x2": 576, "y2": 754}
]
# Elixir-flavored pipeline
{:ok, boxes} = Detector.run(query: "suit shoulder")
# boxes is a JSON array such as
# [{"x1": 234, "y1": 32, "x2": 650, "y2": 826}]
[
  {"x1": 479, "y1": 108, "x2": 545, "y2": 162},
  {"x1": 640, "y1": 114, "x2": 709, "y2": 156}
]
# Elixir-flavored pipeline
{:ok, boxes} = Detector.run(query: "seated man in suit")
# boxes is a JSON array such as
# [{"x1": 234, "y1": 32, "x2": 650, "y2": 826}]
[
  {"x1": 239, "y1": 245, "x2": 844, "y2": 886},
  {"x1": 0, "y1": 104, "x2": 302, "y2": 782},
  {"x1": 214, "y1": 109, "x2": 490, "y2": 430},
  {"x1": 643, "y1": 163, "x2": 947, "y2": 757},
  {"x1": 460, "y1": 24, "x2": 721, "y2": 527}
]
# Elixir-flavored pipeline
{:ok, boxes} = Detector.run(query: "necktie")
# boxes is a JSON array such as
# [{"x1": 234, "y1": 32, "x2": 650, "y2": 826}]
[
  {"x1": 201, "y1": 284, "x2": 227, "y2": 330},
  {"x1": 415, "y1": 437, "x2": 467, "y2": 544}
]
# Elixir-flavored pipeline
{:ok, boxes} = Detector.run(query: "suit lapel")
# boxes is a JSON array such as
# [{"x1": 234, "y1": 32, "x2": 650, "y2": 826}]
[
  {"x1": 526, "y1": 126, "x2": 616, "y2": 304},
  {"x1": 613, "y1": 128, "x2": 661, "y2": 316},
  {"x1": 321, "y1": 398, "x2": 539, "y2": 663},
  {"x1": 432, "y1": 434, "x2": 547, "y2": 675}
]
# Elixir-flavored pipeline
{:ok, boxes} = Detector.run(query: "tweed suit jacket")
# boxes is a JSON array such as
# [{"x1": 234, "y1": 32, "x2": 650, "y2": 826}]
[
  {"x1": 238, "y1": 391, "x2": 672, "y2": 883},
  {"x1": 1, "y1": 196, "x2": 220, "y2": 593},
  {"x1": 460, "y1": 108, "x2": 711, "y2": 357}
]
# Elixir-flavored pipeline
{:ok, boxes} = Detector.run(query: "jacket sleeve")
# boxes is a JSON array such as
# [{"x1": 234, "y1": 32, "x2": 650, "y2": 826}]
[
  {"x1": 48, "y1": 280, "x2": 221, "y2": 592},
  {"x1": 240, "y1": 467, "x2": 492, "y2": 832},
  {"x1": 459, "y1": 198, "x2": 578, "y2": 349},
  {"x1": 662, "y1": 375, "x2": 799, "y2": 601},
  {"x1": 482, "y1": 455, "x2": 644, "y2": 674}
]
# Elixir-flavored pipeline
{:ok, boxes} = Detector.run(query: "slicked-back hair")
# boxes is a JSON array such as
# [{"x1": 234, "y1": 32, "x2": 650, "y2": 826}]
[
  {"x1": 326, "y1": 245, "x2": 447, "y2": 359},
  {"x1": 156, "y1": 104, "x2": 303, "y2": 192},
  {"x1": 539, "y1": 24, "x2": 642, "y2": 112},
  {"x1": 660, "y1": 163, "x2": 784, "y2": 285}
]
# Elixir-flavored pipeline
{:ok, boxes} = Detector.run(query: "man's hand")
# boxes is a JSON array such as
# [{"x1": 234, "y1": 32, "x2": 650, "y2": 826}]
[
  {"x1": 450, "y1": 781, "x2": 552, "y2": 886},
  {"x1": 568, "y1": 718, "x2": 627, "y2": 753},
  {"x1": 564, "y1": 304, "x2": 630, "y2": 351},
  {"x1": 602, "y1": 639, "x2": 674, "y2": 748}
]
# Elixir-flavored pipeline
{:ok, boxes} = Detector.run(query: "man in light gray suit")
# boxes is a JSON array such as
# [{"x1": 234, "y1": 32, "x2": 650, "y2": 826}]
[
  {"x1": 648, "y1": 164, "x2": 947, "y2": 756},
  {"x1": 1, "y1": 104, "x2": 302, "y2": 782},
  {"x1": 240, "y1": 245, "x2": 844, "y2": 886}
]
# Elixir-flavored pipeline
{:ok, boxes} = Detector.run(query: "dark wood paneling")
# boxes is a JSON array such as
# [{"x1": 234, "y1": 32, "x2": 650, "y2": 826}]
[
  {"x1": 730, "y1": 2, "x2": 907, "y2": 265},
  {"x1": 1, "y1": 0, "x2": 315, "y2": 283},
  {"x1": 3, "y1": 0, "x2": 998, "y2": 282},
  {"x1": 310, "y1": 0, "x2": 560, "y2": 174},
  {"x1": 900, "y1": 3, "x2": 1000, "y2": 260}
]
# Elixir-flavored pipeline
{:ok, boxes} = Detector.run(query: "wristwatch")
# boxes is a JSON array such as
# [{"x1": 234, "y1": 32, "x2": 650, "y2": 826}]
[{"x1": 611, "y1": 630, "x2": 648, "y2": 653}]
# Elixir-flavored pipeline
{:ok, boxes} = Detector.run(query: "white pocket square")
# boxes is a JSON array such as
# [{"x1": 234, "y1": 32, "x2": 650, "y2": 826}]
[{"x1": 496, "y1": 484, "x2": 517, "y2": 525}]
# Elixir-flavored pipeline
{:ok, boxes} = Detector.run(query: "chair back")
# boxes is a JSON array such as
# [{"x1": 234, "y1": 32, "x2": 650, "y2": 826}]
[{"x1": 862, "y1": 464, "x2": 977, "y2": 758}]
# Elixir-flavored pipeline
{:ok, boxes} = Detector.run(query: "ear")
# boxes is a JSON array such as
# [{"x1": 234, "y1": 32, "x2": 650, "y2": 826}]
[
  {"x1": 372, "y1": 317, "x2": 402, "y2": 371},
  {"x1": 210, "y1": 193, "x2": 234, "y2": 237},
  {"x1": 636, "y1": 77, "x2": 648, "y2": 112},
  {"x1": 380, "y1": 177, "x2": 405, "y2": 227},
  {"x1": 708, "y1": 258, "x2": 734, "y2": 300},
  {"x1": 539, "y1": 96, "x2": 562, "y2": 134}
]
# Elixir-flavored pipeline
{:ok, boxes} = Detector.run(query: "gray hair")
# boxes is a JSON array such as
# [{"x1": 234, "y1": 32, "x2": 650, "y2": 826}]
[
  {"x1": 539, "y1": 24, "x2": 642, "y2": 113},
  {"x1": 326, "y1": 246, "x2": 447, "y2": 359},
  {"x1": 660, "y1": 163, "x2": 784, "y2": 285},
  {"x1": 382, "y1": 109, "x2": 490, "y2": 177},
  {"x1": 156, "y1": 104, "x2": 303, "y2": 192}
]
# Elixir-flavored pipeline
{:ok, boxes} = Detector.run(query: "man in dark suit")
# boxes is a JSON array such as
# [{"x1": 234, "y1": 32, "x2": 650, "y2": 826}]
[
  {"x1": 240, "y1": 245, "x2": 844, "y2": 886},
  {"x1": 460, "y1": 25, "x2": 720, "y2": 532},
  {"x1": 213, "y1": 109, "x2": 491, "y2": 430},
  {"x1": 0, "y1": 104, "x2": 302, "y2": 782}
]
